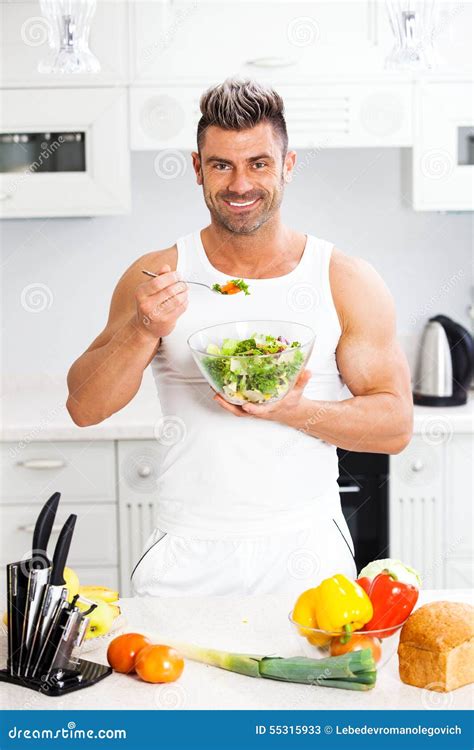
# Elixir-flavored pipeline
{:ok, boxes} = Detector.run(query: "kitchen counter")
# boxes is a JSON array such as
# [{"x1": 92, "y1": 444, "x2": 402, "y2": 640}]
[
  {"x1": 1, "y1": 373, "x2": 473, "y2": 442},
  {"x1": 1, "y1": 589, "x2": 472, "y2": 710}
]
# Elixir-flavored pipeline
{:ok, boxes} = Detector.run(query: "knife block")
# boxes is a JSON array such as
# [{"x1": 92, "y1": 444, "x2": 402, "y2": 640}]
[{"x1": 0, "y1": 660, "x2": 112, "y2": 696}]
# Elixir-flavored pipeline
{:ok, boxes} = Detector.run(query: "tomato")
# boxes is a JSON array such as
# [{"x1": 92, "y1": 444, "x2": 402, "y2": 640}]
[
  {"x1": 107, "y1": 633, "x2": 150, "y2": 674},
  {"x1": 134, "y1": 644, "x2": 184, "y2": 684},
  {"x1": 330, "y1": 633, "x2": 382, "y2": 663}
]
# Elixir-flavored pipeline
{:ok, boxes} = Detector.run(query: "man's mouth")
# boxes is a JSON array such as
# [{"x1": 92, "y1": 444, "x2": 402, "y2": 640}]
[{"x1": 222, "y1": 197, "x2": 261, "y2": 211}]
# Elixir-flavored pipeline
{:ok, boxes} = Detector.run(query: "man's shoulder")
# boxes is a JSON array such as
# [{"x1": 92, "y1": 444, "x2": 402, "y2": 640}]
[{"x1": 329, "y1": 247, "x2": 394, "y2": 331}]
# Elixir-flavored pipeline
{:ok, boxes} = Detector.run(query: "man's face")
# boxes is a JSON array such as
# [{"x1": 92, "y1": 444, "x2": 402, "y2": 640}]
[{"x1": 192, "y1": 122, "x2": 296, "y2": 235}]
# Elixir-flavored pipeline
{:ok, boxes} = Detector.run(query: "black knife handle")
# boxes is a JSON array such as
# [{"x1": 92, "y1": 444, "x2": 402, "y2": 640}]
[
  {"x1": 50, "y1": 514, "x2": 77, "y2": 586},
  {"x1": 32, "y1": 492, "x2": 61, "y2": 568}
]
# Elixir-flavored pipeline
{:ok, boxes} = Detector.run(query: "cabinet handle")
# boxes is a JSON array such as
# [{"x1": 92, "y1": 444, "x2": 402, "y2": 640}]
[
  {"x1": 137, "y1": 464, "x2": 152, "y2": 478},
  {"x1": 18, "y1": 523, "x2": 63, "y2": 534},
  {"x1": 339, "y1": 485, "x2": 361, "y2": 493},
  {"x1": 245, "y1": 56, "x2": 297, "y2": 68},
  {"x1": 17, "y1": 458, "x2": 67, "y2": 470},
  {"x1": 410, "y1": 459, "x2": 424, "y2": 472}
]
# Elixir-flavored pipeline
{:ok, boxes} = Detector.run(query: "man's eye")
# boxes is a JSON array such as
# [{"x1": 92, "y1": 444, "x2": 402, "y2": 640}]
[
  {"x1": 253, "y1": 162, "x2": 266, "y2": 169},
  {"x1": 215, "y1": 163, "x2": 230, "y2": 171}
]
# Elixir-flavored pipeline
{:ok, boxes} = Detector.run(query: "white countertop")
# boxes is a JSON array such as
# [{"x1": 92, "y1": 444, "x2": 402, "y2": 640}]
[
  {"x1": 0, "y1": 589, "x2": 472, "y2": 710},
  {"x1": 1, "y1": 372, "x2": 473, "y2": 442}
]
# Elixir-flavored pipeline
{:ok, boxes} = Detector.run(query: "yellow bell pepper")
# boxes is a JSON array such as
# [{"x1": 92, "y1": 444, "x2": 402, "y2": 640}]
[
  {"x1": 313, "y1": 574, "x2": 373, "y2": 642},
  {"x1": 292, "y1": 588, "x2": 331, "y2": 647}
]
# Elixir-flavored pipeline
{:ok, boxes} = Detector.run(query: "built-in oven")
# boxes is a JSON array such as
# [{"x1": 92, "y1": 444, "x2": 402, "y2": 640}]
[{"x1": 337, "y1": 449, "x2": 389, "y2": 573}]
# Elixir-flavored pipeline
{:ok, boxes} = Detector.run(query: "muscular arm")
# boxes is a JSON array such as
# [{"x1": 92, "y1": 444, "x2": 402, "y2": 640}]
[
  {"x1": 66, "y1": 247, "x2": 179, "y2": 427},
  {"x1": 216, "y1": 249, "x2": 413, "y2": 454}
]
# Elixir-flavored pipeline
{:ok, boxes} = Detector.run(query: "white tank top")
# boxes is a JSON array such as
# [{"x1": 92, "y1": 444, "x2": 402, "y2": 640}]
[{"x1": 150, "y1": 230, "x2": 345, "y2": 539}]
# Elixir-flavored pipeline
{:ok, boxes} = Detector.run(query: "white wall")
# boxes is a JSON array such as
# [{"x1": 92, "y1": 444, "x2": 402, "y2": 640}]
[{"x1": 1, "y1": 148, "x2": 472, "y2": 382}]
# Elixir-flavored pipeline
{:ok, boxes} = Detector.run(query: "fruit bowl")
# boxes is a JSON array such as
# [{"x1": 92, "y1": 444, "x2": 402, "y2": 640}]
[
  {"x1": 288, "y1": 612, "x2": 409, "y2": 669},
  {"x1": 188, "y1": 320, "x2": 315, "y2": 405}
]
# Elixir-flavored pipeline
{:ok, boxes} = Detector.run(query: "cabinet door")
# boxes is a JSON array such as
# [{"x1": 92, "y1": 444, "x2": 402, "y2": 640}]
[
  {"x1": 1, "y1": 441, "x2": 116, "y2": 504},
  {"x1": 412, "y1": 81, "x2": 474, "y2": 211},
  {"x1": 445, "y1": 433, "x2": 473, "y2": 558},
  {"x1": 117, "y1": 440, "x2": 162, "y2": 596},
  {"x1": 130, "y1": 1, "x2": 380, "y2": 85},
  {"x1": 0, "y1": 503, "x2": 118, "y2": 568},
  {"x1": 0, "y1": 0, "x2": 129, "y2": 87},
  {"x1": 389, "y1": 437, "x2": 445, "y2": 588},
  {"x1": 0, "y1": 87, "x2": 131, "y2": 217}
]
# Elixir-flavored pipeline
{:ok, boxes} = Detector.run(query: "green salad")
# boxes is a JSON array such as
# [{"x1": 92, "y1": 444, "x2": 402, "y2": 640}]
[{"x1": 203, "y1": 333, "x2": 305, "y2": 403}]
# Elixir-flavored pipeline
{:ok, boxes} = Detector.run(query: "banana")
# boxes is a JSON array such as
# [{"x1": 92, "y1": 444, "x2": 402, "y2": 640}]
[{"x1": 78, "y1": 585, "x2": 119, "y2": 604}]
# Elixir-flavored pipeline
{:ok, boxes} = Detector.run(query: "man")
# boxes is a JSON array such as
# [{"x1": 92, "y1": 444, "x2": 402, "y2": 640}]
[{"x1": 67, "y1": 79, "x2": 413, "y2": 598}]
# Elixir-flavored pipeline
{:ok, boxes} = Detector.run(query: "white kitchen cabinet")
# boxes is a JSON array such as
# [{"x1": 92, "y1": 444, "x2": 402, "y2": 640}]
[
  {"x1": 116, "y1": 440, "x2": 162, "y2": 596},
  {"x1": 0, "y1": 440, "x2": 116, "y2": 503},
  {"x1": 0, "y1": 440, "x2": 120, "y2": 604},
  {"x1": 412, "y1": 80, "x2": 474, "y2": 211},
  {"x1": 0, "y1": 87, "x2": 131, "y2": 218},
  {"x1": 131, "y1": 81, "x2": 412, "y2": 150},
  {"x1": 0, "y1": 0, "x2": 129, "y2": 88},
  {"x1": 390, "y1": 431, "x2": 474, "y2": 589},
  {"x1": 129, "y1": 1, "x2": 384, "y2": 86}
]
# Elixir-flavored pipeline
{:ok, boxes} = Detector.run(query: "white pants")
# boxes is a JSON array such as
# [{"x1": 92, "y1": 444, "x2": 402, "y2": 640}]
[{"x1": 131, "y1": 511, "x2": 357, "y2": 598}]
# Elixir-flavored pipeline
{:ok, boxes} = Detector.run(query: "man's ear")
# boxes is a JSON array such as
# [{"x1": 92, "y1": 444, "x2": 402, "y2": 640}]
[
  {"x1": 283, "y1": 150, "x2": 297, "y2": 183},
  {"x1": 191, "y1": 151, "x2": 203, "y2": 185}
]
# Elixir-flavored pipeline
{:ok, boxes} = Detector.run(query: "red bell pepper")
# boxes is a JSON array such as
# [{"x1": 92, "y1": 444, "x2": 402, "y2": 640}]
[{"x1": 356, "y1": 572, "x2": 419, "y2": 639}]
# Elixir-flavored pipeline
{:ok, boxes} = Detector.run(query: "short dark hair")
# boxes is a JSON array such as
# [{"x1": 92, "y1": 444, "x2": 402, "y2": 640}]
[{"x1": 197, "y1": 78, "x2": 288, "y2": 153}]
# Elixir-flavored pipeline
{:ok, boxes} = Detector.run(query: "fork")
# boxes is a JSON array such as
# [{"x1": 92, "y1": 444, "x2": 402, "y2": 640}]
[{"x1": 141, "y1": 269, "x2": 218, "y2": 293}]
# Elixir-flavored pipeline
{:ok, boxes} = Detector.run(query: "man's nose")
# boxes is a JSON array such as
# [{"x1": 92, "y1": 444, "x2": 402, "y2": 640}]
[{"x1": 226, "y1": 168, "x2": 254, "y2": 196}]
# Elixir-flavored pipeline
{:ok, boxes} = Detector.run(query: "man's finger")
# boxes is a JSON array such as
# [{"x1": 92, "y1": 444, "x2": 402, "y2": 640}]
[{"x1": 213, "y1": 393, "x2": 249, "y2": 417}]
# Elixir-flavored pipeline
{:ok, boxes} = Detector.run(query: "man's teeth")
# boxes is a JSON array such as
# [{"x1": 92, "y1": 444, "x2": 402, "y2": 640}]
[{"x1": 228, "y1": 199, "x2": 257, "y2": 206}]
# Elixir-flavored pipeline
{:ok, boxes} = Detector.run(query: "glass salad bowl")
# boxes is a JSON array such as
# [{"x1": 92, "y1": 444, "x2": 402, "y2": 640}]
[
  {"x1": 188, "y1": 320, "x2": 315, "y2": 406},
  {"x1": 288, "y1": 612, "x2": 410, "y2": 670}
]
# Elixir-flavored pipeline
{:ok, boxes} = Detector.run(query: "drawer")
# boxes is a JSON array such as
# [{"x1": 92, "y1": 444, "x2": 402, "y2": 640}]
[
  {"x1": 0, "y1": 441, "x2": 116, "y2": 504},
  {"x1": 0, "y1": 503, "x2": 118, "y2": 568}
]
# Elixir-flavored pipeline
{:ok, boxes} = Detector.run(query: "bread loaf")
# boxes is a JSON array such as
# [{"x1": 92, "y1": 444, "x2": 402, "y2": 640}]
[{"x1": 398, "y1": 601, "x2": 474, "y2": 692}]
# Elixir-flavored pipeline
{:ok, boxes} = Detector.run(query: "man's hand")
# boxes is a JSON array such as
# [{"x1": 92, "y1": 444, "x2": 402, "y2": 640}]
[
  {"x1": 134, "y1": 264, "x2": 188, "y2": 340},
  {"x1": 213, "y1": 369, "x2": 312, "y2": 424}
]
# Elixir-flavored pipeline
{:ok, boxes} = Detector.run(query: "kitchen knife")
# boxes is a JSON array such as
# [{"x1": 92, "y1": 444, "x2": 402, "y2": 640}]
[
  {"x1": 7, "y1": 492, "x2": 60, "y2": 676},
  {"x1": 17, "y1": 492, "x2": 61, "y2": 674},
  {"x1": 38, "y1": 600, "x2": 96, "y2": 682},
  {"x1": 24, "y1": 514, "x2": 77, "y2": 677}
]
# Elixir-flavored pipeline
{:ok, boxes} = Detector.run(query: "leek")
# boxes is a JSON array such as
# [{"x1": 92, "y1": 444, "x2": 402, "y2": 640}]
[{"x1": 170, "y1": 643, "x2": 376, "y2": 691}]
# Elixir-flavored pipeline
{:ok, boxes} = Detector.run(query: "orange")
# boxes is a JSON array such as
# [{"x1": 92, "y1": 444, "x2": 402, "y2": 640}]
[
  {"x1": 134, "y1": 644, "x2": 184, "y2": 684},
  {"x1": 107, "y1": 632, "x2": 150, "y2": 674}
]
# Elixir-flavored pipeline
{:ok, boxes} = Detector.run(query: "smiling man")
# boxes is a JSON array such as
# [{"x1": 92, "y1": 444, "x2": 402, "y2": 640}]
[{"x1": 66, "y1": 79, "x2": 413, "y2": 598}]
